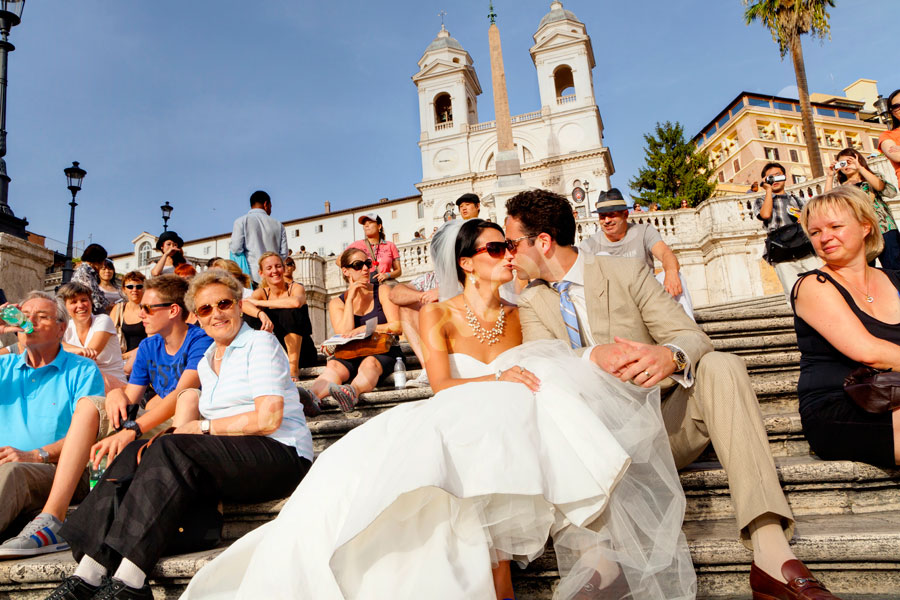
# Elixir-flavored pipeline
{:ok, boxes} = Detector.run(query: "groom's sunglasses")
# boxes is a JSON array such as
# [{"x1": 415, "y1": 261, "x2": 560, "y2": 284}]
[{"x1": 473, "y1": 240, "x2": 515, "y2": 258}]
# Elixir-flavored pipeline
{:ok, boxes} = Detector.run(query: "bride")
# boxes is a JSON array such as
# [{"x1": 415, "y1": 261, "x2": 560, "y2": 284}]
[{"x1": 181, "y1": 219, "x2": 695, "y2": 600}]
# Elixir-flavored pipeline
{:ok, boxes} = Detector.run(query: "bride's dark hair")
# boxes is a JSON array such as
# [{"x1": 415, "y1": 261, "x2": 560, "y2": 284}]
[{"x1": 454, "y1": 219, "x2": 505, "y2": 284}]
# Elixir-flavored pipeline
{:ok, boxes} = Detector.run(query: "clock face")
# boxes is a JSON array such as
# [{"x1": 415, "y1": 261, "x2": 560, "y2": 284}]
[{"x1": 572, "y1": 187, "x2": 585, "y2": 203}]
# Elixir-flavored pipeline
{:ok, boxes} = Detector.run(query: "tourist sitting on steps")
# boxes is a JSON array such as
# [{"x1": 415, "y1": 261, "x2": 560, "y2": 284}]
[
  {"x1": 47, "y1": 269, "x2": 312, "y2": 600},
  {"x1": 792, "y1": 185, "x2": 900, "y2": 468},
  {"x1": 109, "y1": 271, "x2": 147, "y2": 377},
  {"x1": 0, "y1": 292, "x2": 105, "y2": 560},
  {"x1": 297, "y1": 247, "x2": 402, "y2": 415}
]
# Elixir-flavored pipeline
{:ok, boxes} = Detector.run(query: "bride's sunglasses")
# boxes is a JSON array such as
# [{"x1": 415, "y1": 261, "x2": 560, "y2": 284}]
[
  {"x1": 473, "y1": 240, "x2": 515, "y2": 258},
  {"x1": 195, "y1": 298, "x2": 236, "y2": 317},
  {"x1": 346, "y1": 259, "x2": 373, "y2": 271}
]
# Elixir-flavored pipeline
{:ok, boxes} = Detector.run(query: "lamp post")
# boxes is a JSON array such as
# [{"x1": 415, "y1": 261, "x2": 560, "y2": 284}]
[
  {"x1": 0, "y1": 0, "x2": 25, "y2": 237},
  {"x1": 62, "y1": 161, "x2": 86, "y2": 284},
  {"x1": 874, "y1": 95, "x2": 891, "y2": 126},
  {"x1": 160, "y1": 201, "x2": 173, "y2": 232}
]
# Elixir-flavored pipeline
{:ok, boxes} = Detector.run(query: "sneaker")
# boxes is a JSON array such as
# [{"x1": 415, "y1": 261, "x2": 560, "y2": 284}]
[
  {"x1": 93, "y1": 578, "x2": 153, "y2": 599},
  {"x1": 328, "y1": 383, "x2": 359, "y2": 413},
  {"x1": 297, "y1": 386, "x2": 321, "y2": 418},
  {"x1": 0, "y1": 513, "x2": 68, "y2": 558},
  {"x1": 44, "y1": 575, "x2": 101, "y2": 600},
  {"x1": 405, "y1": 370, "x2": 429, "y2": 388}
]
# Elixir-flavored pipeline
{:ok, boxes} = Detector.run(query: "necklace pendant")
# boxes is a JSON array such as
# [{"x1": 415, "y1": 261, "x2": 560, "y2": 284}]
[{"x1": 866, "y1": 295, "x2": 874, "y2": 303}]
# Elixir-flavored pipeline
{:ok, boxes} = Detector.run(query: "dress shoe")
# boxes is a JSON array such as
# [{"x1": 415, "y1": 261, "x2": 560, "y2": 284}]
[
  {"x1": 43, "y1": 575, "x2": 100, "y2": 600},
  {"x1": 749, "y1": 559, "x2": 842, "y2": 599},
  {"x1": 572, "y1": 568, "x2": 630, "y2": 599}
]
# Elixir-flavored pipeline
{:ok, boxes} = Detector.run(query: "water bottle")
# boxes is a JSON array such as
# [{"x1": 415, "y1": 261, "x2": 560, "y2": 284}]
[
  {"x1": 89, "y1": 456, "x2": 107, "y2": 490},
  {"x1": 1, "y1": 305, "x2": 33, "y2": 334},
  {"x1": 393, "y1": 356, "x2": 407, "y2": 389}
]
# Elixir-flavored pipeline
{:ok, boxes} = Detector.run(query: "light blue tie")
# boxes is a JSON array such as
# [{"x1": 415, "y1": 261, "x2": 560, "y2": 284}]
[{"x1": 552, "y1": 281, "x2": 582, "y2": 349}]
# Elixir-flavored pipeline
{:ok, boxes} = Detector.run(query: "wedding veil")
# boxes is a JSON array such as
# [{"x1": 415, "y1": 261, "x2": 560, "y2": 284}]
[{"x1": 430, "y1": 220, "x2": 465, "y2": 301}]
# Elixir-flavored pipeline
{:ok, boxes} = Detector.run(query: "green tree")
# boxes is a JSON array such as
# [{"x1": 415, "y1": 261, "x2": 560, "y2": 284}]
[
  {"x1": 628, "y1": 121, "x2": 715, "y2": 210},
  {"x1": 743, "y1": 0, "x2": 835, "y2": 178}
]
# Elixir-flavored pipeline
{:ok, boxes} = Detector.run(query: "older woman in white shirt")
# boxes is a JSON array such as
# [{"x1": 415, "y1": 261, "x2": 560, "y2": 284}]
[{"x1": 49, "y1": 269, "x2": 312, "y2": 600}]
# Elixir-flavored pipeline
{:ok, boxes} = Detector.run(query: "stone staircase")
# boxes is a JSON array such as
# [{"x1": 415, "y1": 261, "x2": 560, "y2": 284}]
[{"x1": 3, "y1": 295, "x2": 899, "y2": 599}]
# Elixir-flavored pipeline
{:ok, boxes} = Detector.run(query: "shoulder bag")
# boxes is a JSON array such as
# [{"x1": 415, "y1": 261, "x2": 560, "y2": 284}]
[
  {"x1": 764, "y1": 223, "x2": 814, "y2": 264},
  {"x1": 843, "y1": 367, "x2": 900, "y2": 413}
]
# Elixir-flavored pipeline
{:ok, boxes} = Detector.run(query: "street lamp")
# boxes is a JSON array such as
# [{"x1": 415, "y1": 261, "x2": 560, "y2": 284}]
[
  {"x1": 874, "y1": 95, "x2": 891, "y2": 126},
  {"x1": 62, "y1": 161, "x2": 86, "y2": 284},
  {"x1": 160, "y1": 201, "x2": 173, "y2": 231},
  {"x1": 583, "y1": 180, "x2": 590, "y2": 206},
  {"x1": 0, "y1": 0, "x2": 25, "y2": 236}
]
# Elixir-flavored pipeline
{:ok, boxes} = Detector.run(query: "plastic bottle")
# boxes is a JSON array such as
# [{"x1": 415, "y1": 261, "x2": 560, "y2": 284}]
[
  {"x1": 1, "y1": 305, "x2": 33, "y2": 334},
  {"x1": 89, "y1": 456, "x2": 107, "y2": 490},
  {"x1": 393, "y1": 356, "x2": 407, "y2": 389}
]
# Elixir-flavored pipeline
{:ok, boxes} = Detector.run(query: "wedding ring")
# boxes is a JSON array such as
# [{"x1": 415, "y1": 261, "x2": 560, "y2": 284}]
[
  {"x1": 519, "y1": 367, "x2": 525, "y2": 374},
  {"x1": 643, "y1": 370, "x2": 651, "y2": 378}
]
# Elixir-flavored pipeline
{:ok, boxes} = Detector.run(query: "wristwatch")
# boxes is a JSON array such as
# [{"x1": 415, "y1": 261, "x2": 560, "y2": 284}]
[
  {"x1": 121, "y1": 420, "x2": 143, "y2": 438},
  {"x1": 36, "y1": 448, "x2": 49, "y2": 464},
  {"x1": 200, "y1": 419, "x2": 211, "y2": 435},
  {"x1": 663, "y1": 344, "x2": 688, "y2": 373}
]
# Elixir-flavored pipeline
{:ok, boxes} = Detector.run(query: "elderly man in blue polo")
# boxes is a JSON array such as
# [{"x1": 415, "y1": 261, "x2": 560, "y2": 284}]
[
  {"x1": 0, "y1": 291, "x2": 105, "y2": 559},
  {"x1": 579, "y1": 187, "x2": 694, "y2": 318}
]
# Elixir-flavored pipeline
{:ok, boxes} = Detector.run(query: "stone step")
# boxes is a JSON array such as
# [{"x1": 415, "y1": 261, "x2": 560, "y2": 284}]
[{"x1": 5, "y1": 512, "x2": 899, "y2": 599}]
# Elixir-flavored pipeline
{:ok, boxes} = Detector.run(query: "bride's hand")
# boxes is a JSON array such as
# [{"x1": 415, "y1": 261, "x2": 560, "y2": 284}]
[{"x1": 496, "y1": 366, "x2": 540, "y2": 392}]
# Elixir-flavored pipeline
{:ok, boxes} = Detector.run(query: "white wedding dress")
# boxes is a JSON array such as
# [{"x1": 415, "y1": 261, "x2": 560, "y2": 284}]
[{"x1": 181, "y1": 340, "x2": 695, "y2": 600}]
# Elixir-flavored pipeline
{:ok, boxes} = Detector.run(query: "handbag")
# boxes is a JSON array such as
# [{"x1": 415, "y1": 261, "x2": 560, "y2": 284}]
[
  {"x1": 326, "y1": 332, "x2": 397, "y2": 360},
  {"x1": 110, "y1": 302, "x2": 127, "y2": 353},
  {"x1": 843, "y1": 366, "x2": 900, "y2": 413},
  {"x1": 764, "y1": 223, "x2": 814, "y2": 264}
]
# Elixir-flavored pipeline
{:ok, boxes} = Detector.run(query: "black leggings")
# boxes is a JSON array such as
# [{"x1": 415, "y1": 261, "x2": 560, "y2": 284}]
[{"x1": 60, "y1": 434, "x2": 309, "y2": 574}]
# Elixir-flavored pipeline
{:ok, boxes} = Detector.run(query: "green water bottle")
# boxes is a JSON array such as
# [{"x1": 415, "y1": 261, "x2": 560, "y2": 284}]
[
  {"x1": 1, "y1": 305, "x2": 34, "y2": 334},
  {"x1": 89, "y1": 457, "x2": 107, "y2": 489}
]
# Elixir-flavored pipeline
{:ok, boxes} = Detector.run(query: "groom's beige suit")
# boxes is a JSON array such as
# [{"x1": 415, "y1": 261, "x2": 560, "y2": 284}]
[{"x1": 518, "y1": 252, "x2": 793, "y2": 544}]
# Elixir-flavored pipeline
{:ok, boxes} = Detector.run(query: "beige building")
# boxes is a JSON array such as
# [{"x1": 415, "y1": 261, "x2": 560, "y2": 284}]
[{"x1": 695, "y1": 79, "x2": 889, "y2": 191}]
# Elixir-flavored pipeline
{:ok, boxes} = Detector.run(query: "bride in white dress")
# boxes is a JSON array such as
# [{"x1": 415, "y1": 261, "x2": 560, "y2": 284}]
[{"x1": 181, "y1": 219, "x2": 695, "y2": 600}]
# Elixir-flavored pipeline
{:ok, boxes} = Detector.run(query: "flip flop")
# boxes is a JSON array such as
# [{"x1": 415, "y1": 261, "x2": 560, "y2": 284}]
[{"x1": 297, "y1": 386, "x2": 321, "y2": 418}]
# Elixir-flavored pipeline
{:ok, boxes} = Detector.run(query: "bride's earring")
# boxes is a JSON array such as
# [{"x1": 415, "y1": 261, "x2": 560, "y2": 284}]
[{"x1": 468, "y1": 273, "x2": 478, "y2": 285}]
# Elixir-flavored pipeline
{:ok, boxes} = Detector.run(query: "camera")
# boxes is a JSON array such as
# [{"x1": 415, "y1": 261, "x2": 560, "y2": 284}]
[
  {"x1": 764, "y1": 174, "x2": 786, "y2": 185},
  {"x1": 834, "y1": 160, "x2": 848, "y2": 170}
]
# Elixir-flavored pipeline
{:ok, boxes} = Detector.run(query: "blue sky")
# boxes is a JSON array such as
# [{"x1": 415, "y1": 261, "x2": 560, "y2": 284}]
[{"x1": 5, "y1": 0, "x2": 895, "y2": 255}]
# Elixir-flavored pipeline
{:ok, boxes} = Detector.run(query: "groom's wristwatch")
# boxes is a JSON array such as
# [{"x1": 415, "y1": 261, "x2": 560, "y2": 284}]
[{"x1": 663, "y1": 344, "x2": 688, "y2": 373}]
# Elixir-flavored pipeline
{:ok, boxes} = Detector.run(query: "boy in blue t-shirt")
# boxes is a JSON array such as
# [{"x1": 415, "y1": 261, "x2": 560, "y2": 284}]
[{"x1": 93, "y1": 276, "x2": 212, "y2": 467}]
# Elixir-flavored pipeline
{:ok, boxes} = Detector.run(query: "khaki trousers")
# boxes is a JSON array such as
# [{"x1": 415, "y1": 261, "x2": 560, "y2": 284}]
[
  {"x1": 774, "y1": 254, "x2": 821, "y2": 304},
  {"x1": 0, "y1": 463, "x2": 90, "y2": 534},
  {"x1": 660, "y1": 351, "x2": 794, "y2": 548}
]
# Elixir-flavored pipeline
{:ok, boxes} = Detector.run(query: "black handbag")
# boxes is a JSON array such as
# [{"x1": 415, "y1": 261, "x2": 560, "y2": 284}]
[
  {"x1": 764, "y1": 223, "x2": 814, "y2": 264},
  {"x1": 843, "y1": 367, "x2": 900, "y2": 414}
]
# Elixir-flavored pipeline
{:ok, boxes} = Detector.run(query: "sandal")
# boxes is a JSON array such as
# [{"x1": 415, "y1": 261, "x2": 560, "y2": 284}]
[
  {"x1": 297, "y1": 386, "x2": 321, "y2": 418},
  {"x1": 328, "y1": 383, "x2": 359, "y2": 413}
]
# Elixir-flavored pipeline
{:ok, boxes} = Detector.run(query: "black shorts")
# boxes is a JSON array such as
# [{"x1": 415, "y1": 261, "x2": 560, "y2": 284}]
[
  {"x1": 800, "y1": 395, "x2": 895, "y2": 468},
  {"x1": 328, "y1": 345, "x2": 403, "y2": 385}
]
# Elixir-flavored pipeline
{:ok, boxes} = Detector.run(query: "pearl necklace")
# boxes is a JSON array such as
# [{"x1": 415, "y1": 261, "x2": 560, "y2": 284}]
[
  {"x1": 465, "y1": 304, "x2": 505, "y2": 345},
  {"x1": 213, "y1": 347, "x2": 226, "y2": 361}
]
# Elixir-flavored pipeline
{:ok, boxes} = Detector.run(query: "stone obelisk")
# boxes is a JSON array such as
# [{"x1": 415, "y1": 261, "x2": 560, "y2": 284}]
[{"x1": 487, "y1": 3, "x2": 523, "y2": 189}]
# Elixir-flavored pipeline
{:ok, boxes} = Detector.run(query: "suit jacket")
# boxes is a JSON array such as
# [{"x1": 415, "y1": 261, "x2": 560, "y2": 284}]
[{"x1": 518, "y1": 253, "x2": 713, "y2": 390}]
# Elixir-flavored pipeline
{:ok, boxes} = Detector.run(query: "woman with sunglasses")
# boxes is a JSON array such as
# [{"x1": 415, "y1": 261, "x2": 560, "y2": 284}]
[
  {"x1": 878, "y1": 89, "x2": 900, "y2": 186},
  {"x1": 295, "y1": 247, "x2": 402, "y2": 414},
  {"x1": 184, "y1": 219, "x2": 691, "y2": 600},
  {"x1": 50, "y1": 270, "x2": 312, "y2": 600},
  {"x1": 242, "y1": 252, "x2": 317, "y2": 380},
  {"x1": 110, "y1": 270, "x2": 148, "y2": 375}
]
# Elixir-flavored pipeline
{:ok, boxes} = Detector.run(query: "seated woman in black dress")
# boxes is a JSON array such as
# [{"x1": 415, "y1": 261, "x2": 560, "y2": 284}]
[
  {"x1": 792, "y1": 184, "x2": 900, "y2": 467},
  {"x1": 297, "y1": 247, "x2": 402, "y2": 414},
  {"x1": 242, "y1": 252, "x2": 317, "y2": 380}
]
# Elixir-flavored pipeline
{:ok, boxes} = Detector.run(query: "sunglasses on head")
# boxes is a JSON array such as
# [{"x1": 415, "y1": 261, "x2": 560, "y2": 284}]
[
  {"x1": 195, "y1": 298, "x2": 236, "y2": 318},
  {"x1": 473, "y1": 240, "x2": 515, "y2": 258},
  {"x1": 346, "y1": 259, "x2": 373, "y2": 270},
  {"x1": 124, "y1": 284, "x2": 144, "y2": 290}
]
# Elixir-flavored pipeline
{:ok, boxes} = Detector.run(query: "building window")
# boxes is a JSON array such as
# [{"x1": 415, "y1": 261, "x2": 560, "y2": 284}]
[
  {"x1": 293, "y1": 229, "x2": 300, "y2": 237},
  {"x1": 847, "y1": 133, "x2": 863, "y2": 151},
  {"x1": 748, "y1": 97, "x2": 770, "y2": 108},
  {"x1": 315, "y1": 224, "x2": 324, "y2": 234},
  {"x1": 774, "y1": 101, "x2": 794, "y2": 112},
  {"x1": 815, "y1": 107, "x2": 836, "y2": 118},
  {"x1": 732, "y1": 158, "x2": 741, "y2": 173},
  {"x1": 789, "y1": 149, "x2": 799, "y2": 163},
  {"x1": 764, "y1": 147, "x2": 779, "y2": 161},
  {"x1": 391, "y1": 209, "x2": 398, "y2": 219},
  {"x1": 716, "y1": 113, "x2": 730, "y2": 129},
  {"x1": 434, "y1": 93, "x2": 453, "y2": 127},
  {"x1": 203, "y1": 246, "x2": 210, "y2": 256},
  {"x1": 837, "y1": 110, "x2": 857, "y2": 120},
  {"x1": 792, "y1": 175, "x2": 806, "y2": 184},
  {"x1": 872, "y1": 137, "x2": 881, "y2": 151},
  {"x1": 342, "y1": 219, "x2": 348, "y2": 229},
  {"x1": 342, "y1": 242, "x2": 349, "y2": 251},
  {"x1": 730, "y1": 102, "x2": 744, "y2": 118},
  {"x1": 392, "y1": 233, "x2": 399, "y2": 244},
  {"x1": 317, "y1": 247, "x2": 325, "y2": 256},
  {"x1": 757, "y1": 121, "x2": 776, "y2": 141},
  {"x1": 553, "y1": 65, "x2": 575, "y2": 102},
  {"x1": 417, "y1": 201, "x2": 424, "y2": 219},
  {"x1": 138, "y1": 242, "x2": 152, "y2": 267},
  {"x1": 717, "y1": 172, "x2": 725, "y2": 183}
]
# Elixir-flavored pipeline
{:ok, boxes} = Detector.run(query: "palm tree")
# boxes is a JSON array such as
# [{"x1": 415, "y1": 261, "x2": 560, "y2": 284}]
[{"x1": 744, "y1": 0, "x2": 835, "y2": 179}]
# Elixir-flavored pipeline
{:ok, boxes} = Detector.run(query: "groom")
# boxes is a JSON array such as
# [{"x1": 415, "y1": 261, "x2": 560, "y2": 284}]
[{"x1": 506, "y1": 189, "x2": 840, "y2": 599}]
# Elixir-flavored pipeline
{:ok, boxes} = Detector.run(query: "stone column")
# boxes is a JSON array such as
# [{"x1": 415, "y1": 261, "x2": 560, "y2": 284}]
[
  {"x1": 0, "y1": 232, "x2": 53, "y2": 346},
  {"x1": 292, "y1": 252, "x2": 328, "y2": 345}
]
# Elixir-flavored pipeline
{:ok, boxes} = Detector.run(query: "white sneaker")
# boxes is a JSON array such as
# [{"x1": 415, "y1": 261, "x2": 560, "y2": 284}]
[
  {"x1": 405, "y1": 370, "x2": 429, "y2": 388},
  {"x1": 0, "y1": 513, "x2": 68, "y2": 558}
]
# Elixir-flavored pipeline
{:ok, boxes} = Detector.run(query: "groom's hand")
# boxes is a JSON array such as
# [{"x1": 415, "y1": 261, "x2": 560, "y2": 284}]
[
  {"x1": 589, "y1": 343, "x2": 639, "y2": 377},
  {"x1": 611, "y1": 337, "x2": 676, "y2": 388}
]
